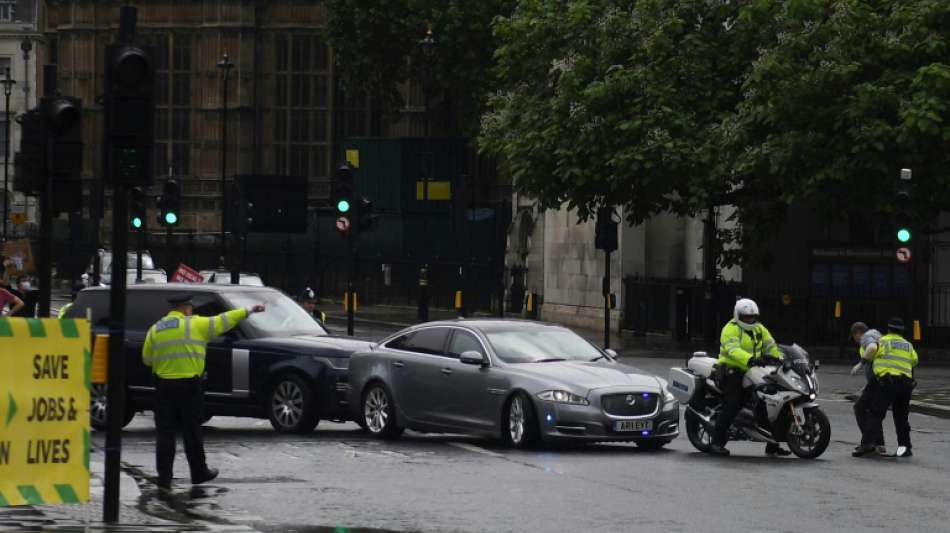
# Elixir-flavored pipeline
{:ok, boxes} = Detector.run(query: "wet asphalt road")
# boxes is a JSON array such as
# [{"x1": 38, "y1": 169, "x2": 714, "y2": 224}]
[{"x1": 96, "y1": 322, "x2": 950, "y2": 533}]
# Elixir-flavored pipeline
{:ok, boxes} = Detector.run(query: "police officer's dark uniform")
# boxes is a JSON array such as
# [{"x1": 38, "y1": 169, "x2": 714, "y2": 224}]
[
  {"x1": 850, "y1": 322, "x2": 885, "y2": 454},
  {"x1": 300, "y1": 288, "x2": 326, "y2": 324},
  {"x1": 855, "y1": 318, "x2": 918, "y2": 458},
  {"x1": 142, "y1": 293, "x2": 263, "y2": 488}
]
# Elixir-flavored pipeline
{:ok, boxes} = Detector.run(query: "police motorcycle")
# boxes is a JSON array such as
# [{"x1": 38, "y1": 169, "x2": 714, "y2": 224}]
[{"x1": 668, "y1": 344, "x2": 831, "y2": 459}]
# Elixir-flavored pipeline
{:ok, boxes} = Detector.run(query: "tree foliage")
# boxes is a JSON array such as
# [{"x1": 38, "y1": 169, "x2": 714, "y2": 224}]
[
  {"x1": 326, "y1": 0, "x2": 515, "y2": 134},
  {"x1": 480, "y1": 0, "x2": 950, "y2": 266}
]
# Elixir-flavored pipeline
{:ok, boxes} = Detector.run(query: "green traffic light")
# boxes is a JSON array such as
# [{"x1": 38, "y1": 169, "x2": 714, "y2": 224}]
[
  {"x1": 131, "y1": 216, "x2": 143, "y2": 229},
  {"x1": 897, "y1": 228, "x2": 911, "y2": 243},
  {"x1": 164, "y1": 212, "x2": 178, "y2": 225},
  {"x1": 337, "y1": 199, "x2": 351, "y2": 213}
]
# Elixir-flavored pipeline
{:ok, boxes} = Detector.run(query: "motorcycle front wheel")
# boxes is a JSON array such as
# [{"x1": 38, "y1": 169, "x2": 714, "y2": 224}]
[
  {"x1": 685, "y1": 408, "x2": 714, "y2": 453},
  {"x1": 786, "y1": 407, "x2": 831, "y2": 459}
]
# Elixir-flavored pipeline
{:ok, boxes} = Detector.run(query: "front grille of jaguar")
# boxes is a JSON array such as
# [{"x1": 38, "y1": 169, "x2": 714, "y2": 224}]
[{"x1": 601, "y1": 393, "x2": 658, "y2": 417}]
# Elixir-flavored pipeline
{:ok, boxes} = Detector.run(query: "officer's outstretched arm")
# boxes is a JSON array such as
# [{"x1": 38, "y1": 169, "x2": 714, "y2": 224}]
[{"x1": 207, "y1": 308, "x2": 251, "y2": 338}]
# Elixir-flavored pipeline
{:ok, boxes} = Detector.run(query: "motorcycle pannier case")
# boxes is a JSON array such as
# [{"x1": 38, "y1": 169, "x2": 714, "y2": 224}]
[{"x1": 668, "y1": 367, "x2": 701, "y2": 403}]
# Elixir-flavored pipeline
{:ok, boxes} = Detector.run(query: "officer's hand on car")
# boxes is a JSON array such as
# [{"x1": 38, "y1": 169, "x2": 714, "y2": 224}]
[{"x1": 247, "y1": 304, "x2": 266, "y2": 314}]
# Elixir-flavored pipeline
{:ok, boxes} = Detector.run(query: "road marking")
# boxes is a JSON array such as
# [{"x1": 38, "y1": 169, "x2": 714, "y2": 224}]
[{"x1": 449, "y1": 441, "x2": 505, "y2": 459}]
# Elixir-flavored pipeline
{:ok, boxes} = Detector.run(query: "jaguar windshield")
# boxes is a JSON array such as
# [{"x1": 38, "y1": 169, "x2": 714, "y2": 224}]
[
  {"x1": 224, "y1": 290, "x2": 327, "y2": 338},
  {"x1": 482, "y1": 325, "x2": 605, "y2": 364}
]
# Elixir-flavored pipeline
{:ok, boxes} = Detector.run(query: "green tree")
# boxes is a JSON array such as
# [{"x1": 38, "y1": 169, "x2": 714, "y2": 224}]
[
  {"x1": 728, "y1": 0, "x2": 950, "y2": 234},
  {"x1": 326, "y1": 0, "x2": 515, "y2": 134},
  {"x1": 479, "y1": 0, "x2": 775, "y2": 246}
]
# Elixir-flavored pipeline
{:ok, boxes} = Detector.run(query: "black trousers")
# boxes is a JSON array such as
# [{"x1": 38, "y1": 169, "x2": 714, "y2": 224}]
[
  {"x1": 866, "y1": 375, "x2": 915, "y2": 449},
  {"x1": 855, "y1": 381, "x2": 884, "y2": 446},
  {"x1": 713, "y1": 367, "x2": 745, "y2": 446},
  {"x1": 155, "y1": 377, "x2": 209, "y2": 482}
]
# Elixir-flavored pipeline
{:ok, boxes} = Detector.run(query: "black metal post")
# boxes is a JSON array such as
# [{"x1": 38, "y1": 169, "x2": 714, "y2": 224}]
[
  {"x1": 135, "y1": 223, "x2": 143, "y2": 282},
  {"x1": 347, "y1": 236, "x2": 355, "y2": 336},
  {"x1": 104, "y1": 181, "x2": 128, "y2": 523},
  {"x1": 604, "y1": 250, "x2": 611, "y2": 350},
  {"x1": 418, "y1": 264, "x2": 429, "y2": 322},
  {"x1": 702, "y1": 207, "x2": 718, "y2": 342},
  {"x1": 2, "y1": 68, "x2": 14, "y2": 242},
  {"x1": 217, "y1": 52, "x2": 235, "y2": 283},
  {"x1": 166, "y1": 226, "x2": 173, "y2": 274}
]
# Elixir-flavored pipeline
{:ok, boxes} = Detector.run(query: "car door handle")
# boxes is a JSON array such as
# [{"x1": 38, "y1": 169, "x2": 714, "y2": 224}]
[
  {"x1": 392, "y1": 361, "x2": 405, "y2": 368},
  {"x1": 441, "y1": 368, "x2": 453, "y2": 376}
]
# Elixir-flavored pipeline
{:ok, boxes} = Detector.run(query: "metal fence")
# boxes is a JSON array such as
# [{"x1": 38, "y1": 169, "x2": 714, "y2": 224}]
[{"x1": 624, "y1": 276, "x2": 950, "y2": 347}]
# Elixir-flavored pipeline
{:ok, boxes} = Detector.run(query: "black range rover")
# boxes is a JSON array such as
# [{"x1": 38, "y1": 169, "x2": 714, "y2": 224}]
[{"x1": 65, "y1": 283, "x2": 372, "y2": 433}]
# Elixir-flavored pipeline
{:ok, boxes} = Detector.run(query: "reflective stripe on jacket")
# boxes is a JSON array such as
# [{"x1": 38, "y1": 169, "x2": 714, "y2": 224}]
[
  {"x1": 142, "y1": 308, "x2": 249, "y2": 379},
  {"x1": 58, "y1": 302, "x2": 74, "y2": 318},
  {"x1": 717, "y1": 319, "x2": 782, "y2": 372},
  {"x1": 872, "y1": 333, "x2": 918, "y2": 379}
]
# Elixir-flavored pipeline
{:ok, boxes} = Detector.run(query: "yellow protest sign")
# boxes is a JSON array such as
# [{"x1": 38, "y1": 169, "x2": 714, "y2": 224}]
[{"x1": 0, "y1": 318, "x2": 91, "y2": 506}]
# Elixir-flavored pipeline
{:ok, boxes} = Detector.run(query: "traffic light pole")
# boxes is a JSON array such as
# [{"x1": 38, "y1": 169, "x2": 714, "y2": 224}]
[
  {"x1": 347, "y1": 235, "x2": 355, "y2": 336},
  {"x1": 603, "y1": 250, "x2": 611, "y2": 350},
  {"x1": 104, "y1": 180, "x2": 129, "y2": 524},
  {"x1": 135, "y1": 219, "x2": 144, "y2": 282}
]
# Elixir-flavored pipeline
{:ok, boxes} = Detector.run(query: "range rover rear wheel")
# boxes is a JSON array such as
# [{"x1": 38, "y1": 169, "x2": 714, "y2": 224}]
[{"x1": 90, "y1": 384, "x2": 135, "y2": 431}]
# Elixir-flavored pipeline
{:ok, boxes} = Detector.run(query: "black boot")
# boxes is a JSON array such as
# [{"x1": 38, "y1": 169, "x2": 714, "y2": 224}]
[
  {"x1": 708, "y1": 443, "x2": 730, "y2": 457},
  {"x1": 191, "y1": 468, "x2": 219, "y2": 485},
  {"x1": 765, "y1": 443, "x2": 791, "y2": 457}
]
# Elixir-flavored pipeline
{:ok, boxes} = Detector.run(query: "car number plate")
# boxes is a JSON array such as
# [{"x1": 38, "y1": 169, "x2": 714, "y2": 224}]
[{"x1": 613, "y1": 420, "x2": 653, "y2": 432}]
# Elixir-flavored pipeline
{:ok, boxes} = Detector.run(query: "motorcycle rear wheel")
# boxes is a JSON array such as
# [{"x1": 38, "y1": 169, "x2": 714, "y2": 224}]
[
  {"x1": 685, "y1": 409, "x2": 714, "y2": 453},
  {"x1": 786, "y1": 407, "x2": 831, "y2": 459}
]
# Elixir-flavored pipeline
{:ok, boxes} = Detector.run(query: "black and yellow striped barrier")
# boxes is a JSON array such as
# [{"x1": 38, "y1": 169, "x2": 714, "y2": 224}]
[{"x1": 0, "y1": 318, "x2": 91, "y2": 506}]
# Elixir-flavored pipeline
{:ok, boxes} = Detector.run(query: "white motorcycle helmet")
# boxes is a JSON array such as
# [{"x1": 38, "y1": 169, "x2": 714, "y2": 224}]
[{"x1": 733, "y1": 298, "x2": 760, "y2": 331}]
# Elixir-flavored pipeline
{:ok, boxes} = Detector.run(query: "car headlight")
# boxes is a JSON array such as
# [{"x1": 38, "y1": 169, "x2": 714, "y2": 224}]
[
  {"x1": 662, "y1": 390, "x2": 678, "y2": 411},
  {"x1": 537, "y1": 390, "x2": 589, "y2": 406}
]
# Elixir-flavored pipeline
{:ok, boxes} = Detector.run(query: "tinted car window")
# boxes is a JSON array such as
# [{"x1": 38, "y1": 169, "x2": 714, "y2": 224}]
[
  {"x1": 126, "y1": 292, "x2": 174, "y2": 330},
  {"x1": 447, "y1": 330, "x2": 485, "y2": 359},
  {"x1": 388, "y1": 328, "x2": 449, "y2": 356},
  {"x1": 66, "y1": 291, "x2": 110, "y2": 326}
]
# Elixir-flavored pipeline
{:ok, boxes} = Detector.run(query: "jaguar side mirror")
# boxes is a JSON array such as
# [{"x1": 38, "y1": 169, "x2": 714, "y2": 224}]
[
  {"x1": 459, "y1": 351, "x2": 486, "y2": 366},
  {"x1": 604, "y1": 349, "x2": 618, "y2": 358}
]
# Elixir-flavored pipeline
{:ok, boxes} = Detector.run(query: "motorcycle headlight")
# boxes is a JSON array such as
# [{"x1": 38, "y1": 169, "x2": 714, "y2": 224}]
[
  {"x1": 787, "y1": 374, "x2": 809, "y2": 395},
  {"x1": 537, "y1": 390, "x2": 589, "y2": 406}
]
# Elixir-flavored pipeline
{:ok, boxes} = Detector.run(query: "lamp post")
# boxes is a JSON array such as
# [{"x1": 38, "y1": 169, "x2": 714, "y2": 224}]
[
  {"x1": 217, "y1": 51, "x2": 234, "y2": 281},
  {"x1": 1, "y1": 68, "x2": 15, "y2": 242},
  {"x1": 416, "y1": 24, "x2": 435, "y2": 322}
]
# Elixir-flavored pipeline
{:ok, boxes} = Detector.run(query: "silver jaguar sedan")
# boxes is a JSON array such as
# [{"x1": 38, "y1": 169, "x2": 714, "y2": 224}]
[{"x1": 348, "y1": 319, "x2": 679, "y2": 448}]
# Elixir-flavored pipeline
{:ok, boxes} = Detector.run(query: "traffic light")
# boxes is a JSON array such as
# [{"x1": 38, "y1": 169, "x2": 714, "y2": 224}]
[
  {"x1": 42, "y1": 95, "x2": 83, "y2": 213},
  {"x1": 130, "y1": 186, "x2": 146, "y2": 230},
  {"x1": 105, "y1": 39, "x2": 154, "y2": 185},
  {"x1": 157, "y1": 179, "x2": 180, "y2": 226},
  {"x1": 595, "y1": 206, "x2": 618, "y2": 252},
  {"x1": 333, "y1": 163, "x2": 354, "y2": 215},
  {"x1": 13, "y1": 109, "x2": 45, "y2": 195},
  {"x1": 894, "y1": 169, "x2": 914, "y2": 244}
]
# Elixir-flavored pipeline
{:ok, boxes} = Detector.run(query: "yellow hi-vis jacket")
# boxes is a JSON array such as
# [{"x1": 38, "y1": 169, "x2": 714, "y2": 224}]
[
  {"x1": 142, "y1": 308, "x2": 250, "y2": 379},
  {"x1": 872, "y1": 333, "x2": 918, "y2": 379},
  {"x1": 718, "y1": 319, "x2": 783, "y2": 372}
]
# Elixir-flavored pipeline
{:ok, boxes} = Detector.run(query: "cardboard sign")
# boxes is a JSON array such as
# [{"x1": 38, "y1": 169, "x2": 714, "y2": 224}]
[
  {"x1": 0, "y1": 318, "x2": 91, "y2": 506},
  {"x1": 170, "y1": 264, "x2": 204, "y2": 283},
  {"x1": 2, "y1": 240, "x2": 35, "y2": 277}
]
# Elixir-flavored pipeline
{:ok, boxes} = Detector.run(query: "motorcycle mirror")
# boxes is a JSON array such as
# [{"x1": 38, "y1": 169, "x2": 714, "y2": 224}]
[{"x1": 814, "y1": 360, "x2": 821, "y2": 370}]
